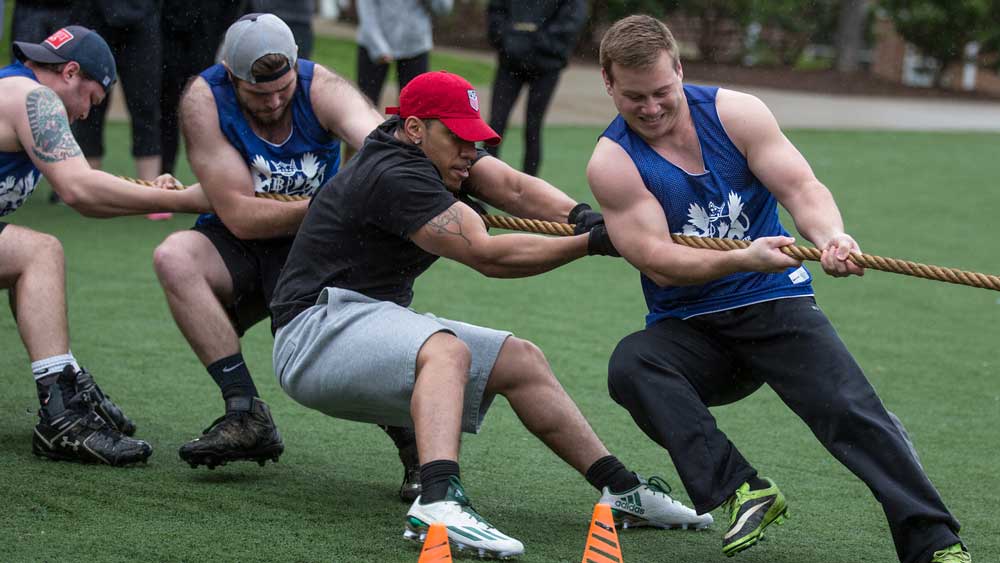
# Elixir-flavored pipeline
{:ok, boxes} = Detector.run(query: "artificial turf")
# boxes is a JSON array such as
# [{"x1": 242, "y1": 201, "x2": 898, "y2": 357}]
[{"x1": 0, "y1": 124, "x2": 997, "y2": 562}]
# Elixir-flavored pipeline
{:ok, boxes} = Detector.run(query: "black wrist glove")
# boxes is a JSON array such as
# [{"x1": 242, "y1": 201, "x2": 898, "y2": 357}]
[
  {"x1": 587, "y1": 223, "x2": 620, "y2": 257},
  {"x1": 568, "y1": 202, "x2": 605, "y2": 235}
]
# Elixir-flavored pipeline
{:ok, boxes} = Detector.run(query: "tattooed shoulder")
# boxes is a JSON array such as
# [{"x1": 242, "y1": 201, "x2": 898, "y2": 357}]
[
  {"x1": 428, "y1": 206, "x2": 472, "y2": 246},
  {"x1": 26, "y1": 87, "x2": 82, "y2": 163}
]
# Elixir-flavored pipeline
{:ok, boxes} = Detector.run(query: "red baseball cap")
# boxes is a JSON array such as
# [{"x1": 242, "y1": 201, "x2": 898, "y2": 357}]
[{"x1": 386, "y1": 71, "x2": 501, "y2": 146}]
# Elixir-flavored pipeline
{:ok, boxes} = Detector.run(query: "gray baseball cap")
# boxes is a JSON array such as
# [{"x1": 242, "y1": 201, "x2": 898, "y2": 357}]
[{"x1": 221, "y1": 13, "x2": 298, "y2": 84}]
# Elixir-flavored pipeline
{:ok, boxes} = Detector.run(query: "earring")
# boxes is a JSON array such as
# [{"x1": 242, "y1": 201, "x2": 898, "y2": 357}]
[{"x1": 414, "y1": 139, "x2": 422, "y2": 145}]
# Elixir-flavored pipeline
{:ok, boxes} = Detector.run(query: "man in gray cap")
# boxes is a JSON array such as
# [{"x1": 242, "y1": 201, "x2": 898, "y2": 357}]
[
  {"x1": 151, "y1": 14, "x2": 616, "y2": 504},
  {"x1": 0, "y1": 26, "x2": 211, "y2": 466}
]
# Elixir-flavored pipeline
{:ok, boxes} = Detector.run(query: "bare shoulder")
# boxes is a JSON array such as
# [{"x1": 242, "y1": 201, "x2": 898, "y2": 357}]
[
  {"x1": 180, "y1": 77, "x2": 222, "y2": 142},
  {"x1": 309, "y1": 63, "x2": 356, "y2": 104},
  {"x1": 587, "y1": 137, "x2": 634, "y2": 185},
  {"x1": 715, "y1": 88, "x2": 779, "y2": 152},
  {"x1": 0, "y1": 77, "x2": 40, "y2": 148}
]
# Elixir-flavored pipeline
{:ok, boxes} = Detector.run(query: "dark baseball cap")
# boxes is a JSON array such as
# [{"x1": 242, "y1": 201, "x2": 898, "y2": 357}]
[
  {"x1": 13, "y1": 26, "x2": 117, "y2": 92},
  {"x1": 386, "y1": 71, "x2": 501, "y2": 146}
]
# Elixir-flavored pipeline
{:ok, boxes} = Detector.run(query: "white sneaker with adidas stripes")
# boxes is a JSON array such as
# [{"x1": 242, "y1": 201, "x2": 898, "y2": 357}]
[
  {"x1": 404, "y1": 476, "x2": 525, "y2": 559},
  {"x1": 599, "y1": 475, "x2": 714, "y2": 530}
]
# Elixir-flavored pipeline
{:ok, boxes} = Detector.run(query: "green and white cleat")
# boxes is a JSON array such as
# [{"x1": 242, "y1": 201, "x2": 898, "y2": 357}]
[
  {"x1": 721, "y1": 477, "x2": 789, "y2": 557},
  {"x1": 404, "y1": 476, "x2": 525, "y2": 560},
  {"x1": 599, "y1": 475, "x2": 713, "y2": 530}
]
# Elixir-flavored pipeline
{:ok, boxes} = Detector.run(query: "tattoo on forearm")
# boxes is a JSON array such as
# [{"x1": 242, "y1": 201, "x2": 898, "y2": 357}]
[
  {"x1": 428, "y1": 207, "x2": 472, "y2": 246},
  {"x1": 26, "y1": 88, "x2": 82, "y2": 163}
]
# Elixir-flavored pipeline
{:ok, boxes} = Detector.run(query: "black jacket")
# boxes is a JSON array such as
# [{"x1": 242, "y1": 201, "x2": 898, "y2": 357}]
[{"x1": 487, "y1": 0, "x2": 588, "y2": 73}]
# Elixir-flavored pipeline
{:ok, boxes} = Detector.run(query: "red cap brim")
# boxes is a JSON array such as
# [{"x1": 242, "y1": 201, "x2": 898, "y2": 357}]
[{"x1": 439, "y1": 116, "x2": 502, "y2": 146}]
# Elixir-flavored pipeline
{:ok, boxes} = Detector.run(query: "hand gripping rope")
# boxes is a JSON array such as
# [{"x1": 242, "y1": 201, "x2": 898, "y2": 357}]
[{"x1": 120, "y1": 175, "x2": 1000, "y2": 292}]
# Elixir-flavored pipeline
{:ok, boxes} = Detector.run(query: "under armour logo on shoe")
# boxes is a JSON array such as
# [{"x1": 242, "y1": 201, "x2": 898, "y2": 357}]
[{"x1": 60, "y1": 436, "x2": 81, "y2": 451}]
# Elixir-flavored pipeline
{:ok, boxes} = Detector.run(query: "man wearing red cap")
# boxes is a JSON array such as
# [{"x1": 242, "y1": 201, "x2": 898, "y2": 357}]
[
  {"x1": 152, "y1": 13, "x2": 613, "y2": 505},
  {"x1": 269, "y1": 71, "x2": 711, "y2": 558},
  {"x1": 0, "y1": 26, "x2": 211, "y2": 466}
]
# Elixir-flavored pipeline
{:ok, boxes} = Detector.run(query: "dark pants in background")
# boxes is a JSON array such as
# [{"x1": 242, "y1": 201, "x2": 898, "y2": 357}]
[
  {"x1": 71, "y1": 7, "x2": 162, "y2": 159},
  {"x1": 9, "y1": 1, "x2": 73, "y2": 60},
  {"x1": 160, "y1": 0, "x2": 244, "y2": 174},
  {"x1": 356, "y1": 46, "x2": 428, "y2": 108},
  {"x1": 607, "y1": 296, "x2": 961, "y2": 563},
  {"x1": 485, "y1": 62, "x2": 561, "y2": 177}
]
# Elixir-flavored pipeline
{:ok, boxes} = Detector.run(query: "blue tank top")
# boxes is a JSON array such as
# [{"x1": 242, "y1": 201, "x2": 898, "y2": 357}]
[
  {"x1": 0, "y1": 62, "x2": 43, "y2": 217},
  {"x1": 601, "y1": 85, "x2": 814, "y2": 325},
  {"x1": 197, "y1": 59, "x2": 341, "y2": 226}
]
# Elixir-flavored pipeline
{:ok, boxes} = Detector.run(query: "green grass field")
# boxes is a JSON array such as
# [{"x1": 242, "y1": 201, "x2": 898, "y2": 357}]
[{"x1": 1, "y1": 122, "x2": 998, "y2": 563}]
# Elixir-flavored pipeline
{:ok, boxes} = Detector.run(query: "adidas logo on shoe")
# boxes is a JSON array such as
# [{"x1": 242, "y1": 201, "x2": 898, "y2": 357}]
[{"x1": 614, "y1": 492, "x2": 645, "y2": 515}]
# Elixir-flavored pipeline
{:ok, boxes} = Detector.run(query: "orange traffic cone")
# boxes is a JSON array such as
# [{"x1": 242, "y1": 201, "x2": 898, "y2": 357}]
[
  {"x1": 581, "y1": 503, "x2": 623, "y2": 563},
  {"x1": 418, "y1": 522, "x2": 452, "y2": 562}
]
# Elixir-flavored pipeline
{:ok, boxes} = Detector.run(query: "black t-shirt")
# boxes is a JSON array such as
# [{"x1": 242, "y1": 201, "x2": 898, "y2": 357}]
[{"x1": 270, "y1": 118, "x2": 458, "y2": 332}]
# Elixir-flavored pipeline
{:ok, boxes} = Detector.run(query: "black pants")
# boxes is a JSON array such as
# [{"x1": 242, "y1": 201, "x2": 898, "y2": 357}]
[
  {"x1": 356, "y1": 46, "x2": 428, "y2": 107},
  {"x1": 70, "y1": 10, "x2": 163, "y2": 159},
  {"x1": 9, "y1": 3, "x2": 73, "y2": 60},
  {"x1": 160, "y1": 0, "x2": 244, "y2": 174},
  {"x1": 485, "y1": 62, "x2": 561, "y2": 177},
  {"x1": 607, "y1": 297, "x2": 960, "y2": 563}
]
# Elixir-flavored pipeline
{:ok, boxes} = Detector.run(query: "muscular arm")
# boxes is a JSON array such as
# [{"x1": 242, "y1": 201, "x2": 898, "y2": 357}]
[
  {"x1": 310, "y1": 64, "x2": 383, "y2": 151},
  {"x1": 14, "y1": 86, "x2": 209, "y2": 217},
  {"x1": 463, "y1": 154, "x2": 577, "y2": 221},
  {"x1": 718, "y1": 89, "x2": 863, "y2": 276},
  {"x1": 181, "y1": 78, "x2": 308, "y2": 239},
  {"x1": 410, "y1": 200, "x2": 588, "y2": 278},
  {"x1": 587, "y1": 138, "x2": 799, "y2": 286}
]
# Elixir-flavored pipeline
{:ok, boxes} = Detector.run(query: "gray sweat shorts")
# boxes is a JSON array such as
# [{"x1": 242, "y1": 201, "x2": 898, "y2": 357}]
[{"x1": 273, "y1": 287, "x2": 511, "y2": 433}]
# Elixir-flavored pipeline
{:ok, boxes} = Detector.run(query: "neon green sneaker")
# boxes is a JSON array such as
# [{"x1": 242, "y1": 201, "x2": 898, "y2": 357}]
[
  {"x1": 931, "y1": 543, "x2": 971, "y2": 563},
  {"x1": 721, "y1": 477, "x2": 789, "y2": 557}
]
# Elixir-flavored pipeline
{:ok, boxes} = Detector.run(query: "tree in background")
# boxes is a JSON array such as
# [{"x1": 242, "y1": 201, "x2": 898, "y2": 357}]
[
  {"x1": 749, "y1": 0, "x2": 839, "y2": 66},
  {"x1": 664, "y1": 0, "x2": 752, "y2": 63},
  {"x1": 836, "y1": 0, "x2": 873, "y2": 72},
  {"x1": 881, "y1": 0, "x2": 996, "y2": 87}
]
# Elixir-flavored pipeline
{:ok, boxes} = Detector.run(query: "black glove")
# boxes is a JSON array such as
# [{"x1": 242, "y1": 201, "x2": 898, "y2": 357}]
[
  {"x1": 587, "y1": 223, "x2": 620, "y2": 257},
  {"x1": 568, "y1": 202, "x2": 605, "y2": 235}
]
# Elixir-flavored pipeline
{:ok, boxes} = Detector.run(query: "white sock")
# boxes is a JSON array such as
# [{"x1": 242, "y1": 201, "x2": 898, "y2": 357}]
[{"x1": 31, "y1": 353, "x2": 80, "y2": 382}]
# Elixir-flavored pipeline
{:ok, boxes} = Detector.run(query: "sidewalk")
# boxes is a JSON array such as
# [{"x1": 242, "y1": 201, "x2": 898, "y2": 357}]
[{"x1": 113, "y1": 19, "x2": 1000, "y2": 133}]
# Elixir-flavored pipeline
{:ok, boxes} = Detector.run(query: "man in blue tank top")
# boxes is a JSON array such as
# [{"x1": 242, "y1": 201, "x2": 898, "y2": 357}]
[
  {"x1": 150, "y1": 14, "x2": 608, "y2": 503},
  {"x1": 0, "y1": 26, "x2": 211, "y2": 467},
  {"x1": 586, "y1": 15, "x2": 968, "y2": 563}
]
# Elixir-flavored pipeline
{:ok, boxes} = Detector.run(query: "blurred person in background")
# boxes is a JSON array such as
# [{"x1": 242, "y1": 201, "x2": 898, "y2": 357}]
[
  {"x1": 354, "y1": 0, "x2": 452, "y2": 107},
  {"x1": 485, "y1": 0, "x2": 586, "y2": 177},
  {"x1": 70, "y1": 0, "x2": 165, "y2": 218},
  {"x1": 251, "y1": 0, "x2": 315, "y2": 58}
]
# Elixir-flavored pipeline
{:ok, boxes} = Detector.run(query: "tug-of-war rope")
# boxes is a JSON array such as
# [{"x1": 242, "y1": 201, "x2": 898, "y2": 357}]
[{"x1": 121, "y1": 175, "x2": 1000, "y2": 292}]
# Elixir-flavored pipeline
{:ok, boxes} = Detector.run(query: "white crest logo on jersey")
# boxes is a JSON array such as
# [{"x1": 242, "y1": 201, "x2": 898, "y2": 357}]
[
  {"x1": 0, "y1": 170, "x2": 39, "y2": 217},
  {"x1": 675, "y1": 191, "x2": 750, "y2": 240},
  {"x1": 249, "y1": 152, "x2": 327, "y2": 196}
]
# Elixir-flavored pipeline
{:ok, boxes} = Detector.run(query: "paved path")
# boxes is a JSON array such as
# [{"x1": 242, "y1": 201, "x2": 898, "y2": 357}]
[{"x1": 117, "y1": 19, "x2": 1000, "y2": 133}]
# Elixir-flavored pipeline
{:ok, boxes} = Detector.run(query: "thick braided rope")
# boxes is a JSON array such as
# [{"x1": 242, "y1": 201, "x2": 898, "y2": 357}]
[{"x1": 119, "y1": 175, "x2": 1000, "y2": 291}]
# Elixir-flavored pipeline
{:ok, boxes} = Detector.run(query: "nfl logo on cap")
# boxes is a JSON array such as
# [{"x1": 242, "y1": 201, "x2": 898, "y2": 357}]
[{"x1": 467, "y1": 90, "x2": 479, "y2": 112}]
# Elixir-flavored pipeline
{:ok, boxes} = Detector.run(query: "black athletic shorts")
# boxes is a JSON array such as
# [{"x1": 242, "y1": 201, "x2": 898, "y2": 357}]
[
  {"x1": 193, "y1": 219, "x2": 295, "y2": 336},
  {"x1": 0, "y1": 222, "x2": 7, "y2": 235}
]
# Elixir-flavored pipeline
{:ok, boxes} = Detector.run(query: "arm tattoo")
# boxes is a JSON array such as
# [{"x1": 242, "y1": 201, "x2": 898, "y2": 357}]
[
  {"x1": 428, "y1": 207, "x2": 472, "y2": 246},
  {"x1": 26, "y1": 88, "x2": 83, "y2": 163}
]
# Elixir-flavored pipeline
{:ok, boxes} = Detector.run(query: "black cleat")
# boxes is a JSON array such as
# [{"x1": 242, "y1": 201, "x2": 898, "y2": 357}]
[
  {"x1": 73, "y1": 367, "x2": 137, "y2": 436},
  {"x1": 397, "y1": 441, "x2": 421, "y2": 503},
  {"x1": 381, "y1": 424, "x2": 421, "y2": 502},
  {"x1": 33, "y1": 369, "x2": 152, "y2": 466},
  {"x1": 179, "y1": 397, "x2": 284, "y2": 469}
]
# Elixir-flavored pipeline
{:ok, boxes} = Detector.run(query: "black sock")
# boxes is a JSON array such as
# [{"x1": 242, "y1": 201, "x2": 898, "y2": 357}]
[
  {"x1": 748, "y1": 476, "x2": 769, "y2": 491},
  {"x1": 586, "y1": 455, "x2": 640, "y2": 493},
  {"x1": 419, "y1": 459, "x2": 460, "y2": 504},
  {"x1": 207, "y1": 353, "x2": 258, "y2": 410}
]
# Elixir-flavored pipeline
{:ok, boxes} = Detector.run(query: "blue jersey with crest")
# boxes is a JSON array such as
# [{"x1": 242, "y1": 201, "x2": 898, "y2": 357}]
[
  {"x1": 197, "y1": 59, "x2": 341, "y2": 227},
  {"x1": 0, "y1": 62, "x2": 43, "y2": 217},
  {"x1": 601, "y1": 84, "x2": 814, "y2": 326}
]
